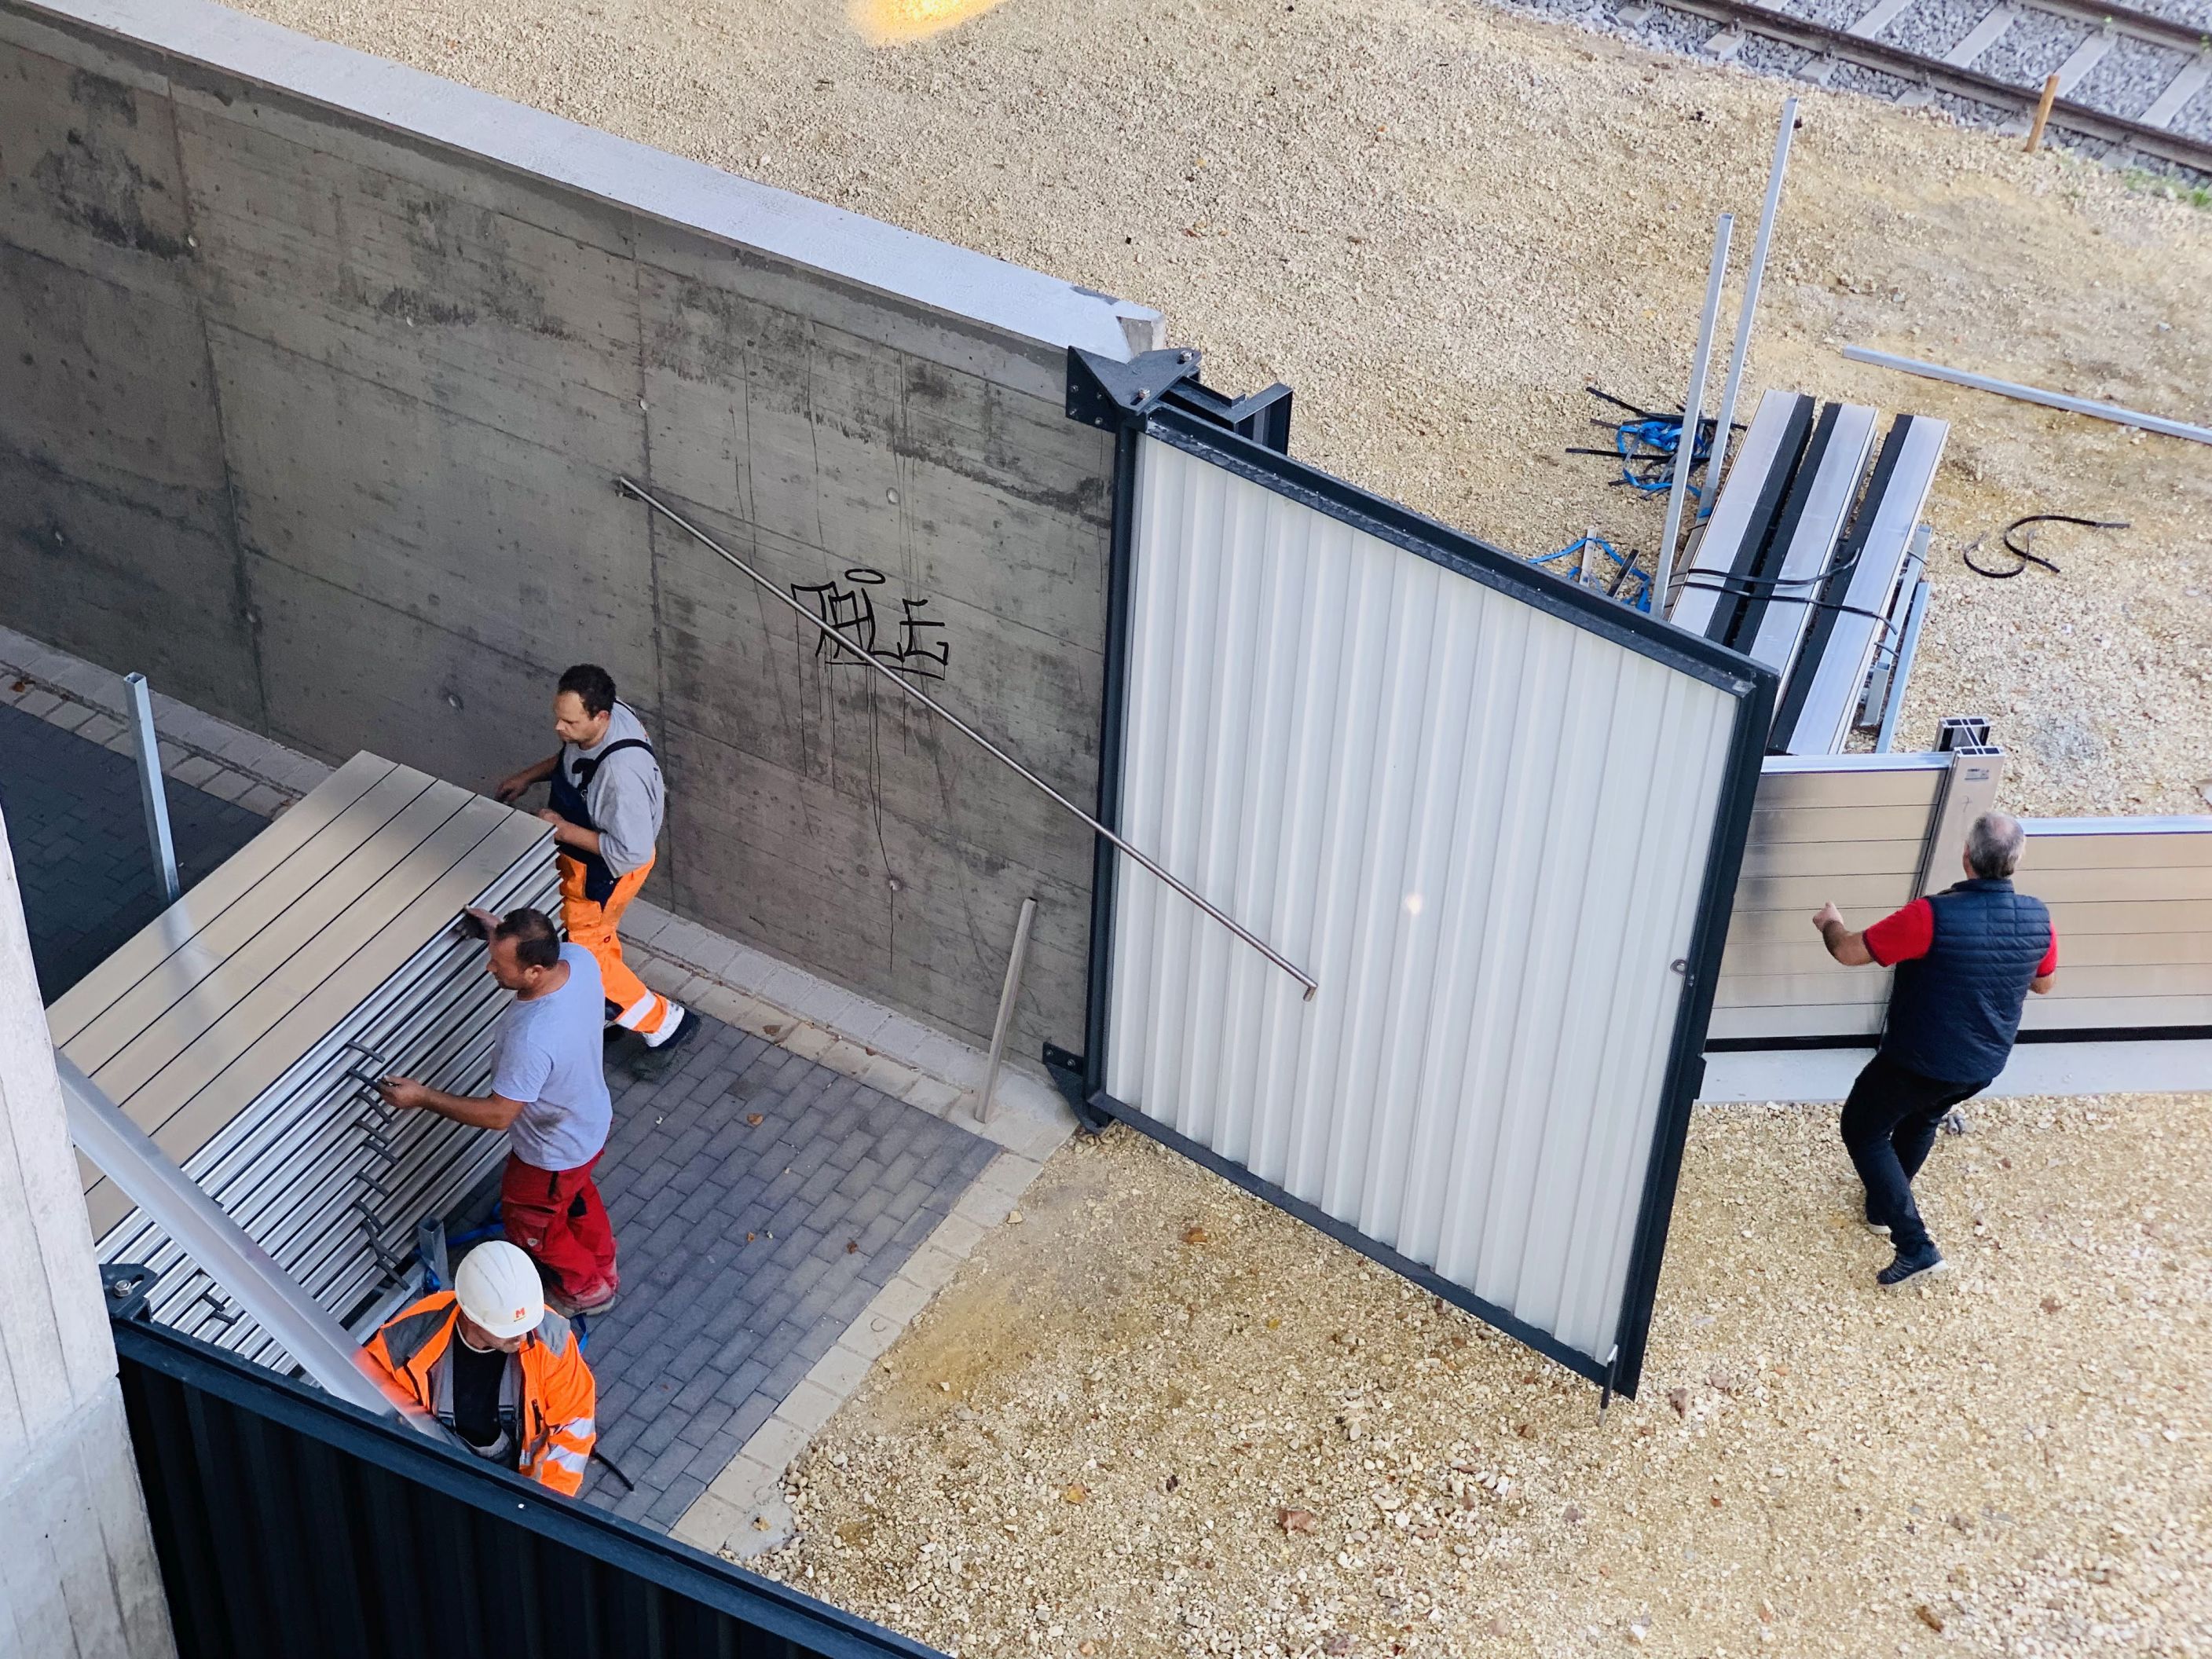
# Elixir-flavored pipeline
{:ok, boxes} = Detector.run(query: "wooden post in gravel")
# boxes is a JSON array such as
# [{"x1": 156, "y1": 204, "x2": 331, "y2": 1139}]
[{"x1": 2023, "y1": 75, "x2": 2060, "y2": 152}]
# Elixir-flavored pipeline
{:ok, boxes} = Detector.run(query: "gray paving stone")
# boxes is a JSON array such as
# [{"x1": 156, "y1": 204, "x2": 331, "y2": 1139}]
[
  {"x1": 538, "y1": 1012, "x2": 996, "y2": 1527},
  {"x1": 0, "y1": 702, "x2": 267, "y2": 999}
]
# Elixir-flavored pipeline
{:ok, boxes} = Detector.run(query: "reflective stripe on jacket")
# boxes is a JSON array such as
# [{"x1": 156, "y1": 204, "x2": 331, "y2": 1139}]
[{"x1": 363, "y1": 1291, "x2": 598, "y2": 1496}]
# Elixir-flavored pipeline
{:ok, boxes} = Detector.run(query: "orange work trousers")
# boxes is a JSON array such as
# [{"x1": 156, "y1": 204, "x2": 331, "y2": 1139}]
[{"x1": 557, "y1": 852, "x2": 672, "y2": 1037}]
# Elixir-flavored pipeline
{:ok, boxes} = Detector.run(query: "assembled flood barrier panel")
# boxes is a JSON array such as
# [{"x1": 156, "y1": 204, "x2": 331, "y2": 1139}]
[
  {"x1": 1067, "y1": 355, "x2": 1775, "y2": 1397},
  {"x1": 48, "y1": 754, "x2": 555, "y2": 1364}
]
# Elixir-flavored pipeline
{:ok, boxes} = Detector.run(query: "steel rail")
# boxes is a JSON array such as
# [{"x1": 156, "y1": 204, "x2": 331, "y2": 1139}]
[
  {"x1": 615, "y1": 476, "x2": 1321, "y2": 1001},
  {"x1": 1668, "y1": 0, "x2": 2212, "y2": 175}
]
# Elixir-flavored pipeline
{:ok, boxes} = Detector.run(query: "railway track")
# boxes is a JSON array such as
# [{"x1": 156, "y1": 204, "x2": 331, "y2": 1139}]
[{"x1": 1602, "y1": 0, "x2": 2212, "y2": 176}]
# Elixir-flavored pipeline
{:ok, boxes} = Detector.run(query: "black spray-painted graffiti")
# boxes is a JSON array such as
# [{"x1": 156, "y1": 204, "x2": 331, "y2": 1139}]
[{"x1": 790, "y1": 568, "x2": 950, "y2": 682}]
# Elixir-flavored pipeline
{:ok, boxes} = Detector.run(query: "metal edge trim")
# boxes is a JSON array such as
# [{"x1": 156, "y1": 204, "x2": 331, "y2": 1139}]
[
  {"x1": 1137, "y1": 406, "x2": 1766, "y2": 697},
  {"x1": 1711, "y1": 1024, "x2": 2212, "y2": 1051},
  {"x1": 1609, "y1": 649, "x2": 1778, "y2": 1399},
  {"x1": 1081, "y1": 425, "x2": 1141, "y2": 1111},
  {"x1": 111, "y1": 1320, "x2": 947, "y2": 1658},
  {"x1": 1080, "y1": 1092, "x2": 1615, "y2": 1390}
]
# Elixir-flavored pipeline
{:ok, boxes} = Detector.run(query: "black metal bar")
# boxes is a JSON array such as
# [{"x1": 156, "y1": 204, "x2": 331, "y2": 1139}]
[
  {"x1": 112, "y1": 1320, "x2": 947, "y2": 1659},
  {"x1": 1081, "y1": 420, "x2": 1143, "y2": 1116},
  {"x1": 1081, "y1": 1090, "x2": 1617, "y2": 1388},
  {"x1": 1708, "y1": 1024, "x2": 2212, "y2": 1052},
  {"x1": 1607, "y1": 646, "x2": 1778, "y2": 1398}
]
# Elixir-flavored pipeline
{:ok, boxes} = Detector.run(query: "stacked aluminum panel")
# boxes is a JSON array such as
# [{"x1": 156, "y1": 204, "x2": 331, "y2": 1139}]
[{"x1": 49, "y1": 754, "x2": 556, "y2": 1369}]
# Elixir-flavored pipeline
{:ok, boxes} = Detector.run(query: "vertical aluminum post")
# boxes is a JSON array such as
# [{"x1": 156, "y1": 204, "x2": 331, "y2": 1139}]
[
  {"x1": 978, "y1": 897, "x2": 1037, "y2": 1124},
  {"x1": 124, "y1": 673, "x2": 181, "y2": 905},
  {"x1": 1874, "y1": 577, "x2": 1932, "y2": 753},
  {"x1": 1914, "y1": 742, "x2": 2003, "y2": 898},
  {"x1": 1656, "y1": 214, "x2": 1734, "y2": 622},
  {"x1": 1705, "y1": 98, "x2": 1798, "y2": 511}
]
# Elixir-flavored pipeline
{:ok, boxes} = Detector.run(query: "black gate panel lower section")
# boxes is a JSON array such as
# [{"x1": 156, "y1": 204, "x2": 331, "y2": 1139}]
[{"x1": 113, "y1": 1320, "x2": 939, "y2": 1659}]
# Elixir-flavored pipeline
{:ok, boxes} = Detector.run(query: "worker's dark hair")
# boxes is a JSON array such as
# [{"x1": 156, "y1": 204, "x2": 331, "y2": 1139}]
[
  {"x1": 557, "y1": 663, "x2": 617, "y2": 718},
  {"x1": 494, "y1": 907, "x2": 562, "y2": 971}
]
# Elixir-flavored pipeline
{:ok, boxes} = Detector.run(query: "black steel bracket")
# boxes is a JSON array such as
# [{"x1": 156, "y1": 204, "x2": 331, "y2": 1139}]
[
  {"x1": 1041, "y1": 1042, "x2": 1108, "y2": 1132},
  {"x1": 1066, "y1": 347, "x2": 1294, "y2": 453},
  {"x1": 101, "y1": 1262, "x2": 159, "y2": 1323}
]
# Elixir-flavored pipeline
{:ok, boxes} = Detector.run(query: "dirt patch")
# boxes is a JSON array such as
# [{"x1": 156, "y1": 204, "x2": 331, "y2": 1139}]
[
  {"x1": 749, "y1": 1106, "x2": 2210, "y2": 1656},
  {"x1": 230, "y1": 0, "x2": 2212, "y2": 813}
]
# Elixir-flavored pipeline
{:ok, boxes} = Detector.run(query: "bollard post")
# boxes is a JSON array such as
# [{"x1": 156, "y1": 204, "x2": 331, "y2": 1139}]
[{"x1": 125, "y1": 673, "x2": 181, "y2": 906}]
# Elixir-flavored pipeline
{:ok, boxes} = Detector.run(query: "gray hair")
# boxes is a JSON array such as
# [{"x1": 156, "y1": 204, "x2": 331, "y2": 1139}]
[{"x1": 1965, "y1": 811, "x2": 2025, "y2": 879}]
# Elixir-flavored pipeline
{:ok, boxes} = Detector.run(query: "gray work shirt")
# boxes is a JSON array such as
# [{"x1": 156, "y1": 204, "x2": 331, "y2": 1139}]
[
  {"x1": 491, "y1": 944, "x2": 613, "y2": 1171},
  {"x1": 561, "y1": 701, "x2": 664, "y2": 877}
]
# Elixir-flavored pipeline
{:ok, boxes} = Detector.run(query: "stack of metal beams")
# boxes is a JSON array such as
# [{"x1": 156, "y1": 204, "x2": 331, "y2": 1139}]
[
  {"x1": 49, "y1": 754, "x2": 555, "y2": 1369},
  {"x1": 1670, "y1": 388, "x2": 1946, "y2": 755}
]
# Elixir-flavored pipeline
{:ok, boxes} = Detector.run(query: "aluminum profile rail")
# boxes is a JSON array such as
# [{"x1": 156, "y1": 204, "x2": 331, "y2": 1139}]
[
  {"x1": 1774, "y1": 414, "x2": 1948, "y2": 755},
  {"x1": 1669, "y1": 390, "x2": 1815, "y2": 643},
  {"x1": 50, "y1": 755, "x2": 556, "y2": 1367},
  {"x1": 1735, "y1": 403, "x2": 1877, "y2": 690}
]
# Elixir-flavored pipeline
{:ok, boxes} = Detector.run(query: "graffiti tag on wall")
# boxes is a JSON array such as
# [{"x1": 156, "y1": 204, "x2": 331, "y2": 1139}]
[{"x1": 791, "y1": 568, "x2": 950, "y2": 682}]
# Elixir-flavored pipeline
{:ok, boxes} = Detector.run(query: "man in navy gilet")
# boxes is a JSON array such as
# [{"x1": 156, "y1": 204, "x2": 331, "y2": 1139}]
[{"x1": 1811, "y1": 811, "x2": 2057, "y2": 1287}]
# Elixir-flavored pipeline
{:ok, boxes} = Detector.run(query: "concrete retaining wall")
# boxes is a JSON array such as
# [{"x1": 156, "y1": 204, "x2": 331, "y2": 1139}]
[{"x1": 0, "y1": 0, "x2": 1164, "y2": 1056}]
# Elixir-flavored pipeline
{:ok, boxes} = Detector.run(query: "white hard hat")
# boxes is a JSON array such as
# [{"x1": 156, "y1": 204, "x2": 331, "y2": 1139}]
[{"x1": 453, "y1": 1241, "x2": 544, "y2": 1340}]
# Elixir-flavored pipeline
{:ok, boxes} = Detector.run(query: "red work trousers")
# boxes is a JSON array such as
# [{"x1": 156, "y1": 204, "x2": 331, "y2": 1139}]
[{"x1": 500, "y1": 1152, "x2": 619, "y2": 1303}]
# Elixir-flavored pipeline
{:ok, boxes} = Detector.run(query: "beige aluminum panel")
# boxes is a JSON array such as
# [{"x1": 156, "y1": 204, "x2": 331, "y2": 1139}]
[
  {"x1": 1736, "y1": 837, "x2": 1927, "y2": 881},
  {"x1": 61, "y1": 764, "x2": 442, "y2": 1071},
  {"x1": 1106, "y1": 435, "x2": 1740, "y2": 1369},
  {"x1": 2022, "y1": 994, "x2": 2212, "y2": 1030},
  {"x1": 2039, "y1": 899, "x2": 2212, "y2": 936},
  {"x1": 1749, "y1": 756, "x2": 1946, "y2": 811},
  {"x1": 1746, "y1": 804, "x2": 1937, "y2": 844},
  {"x1": 1732, "y1": 872, "x2": 1931, "y2": 910},
  {"x1": 2052, "y1": 931, "x2": 2212, "y2": 969},
  {"x1": 2031, "y1": 866, "x2": 2212, "y2": 903},
  {"x1": 2018, "y1": 819, "x2": 2212, "y2": 870},
  {"x1": 45, "y1": 752, "x2": 391, "y2": 1042},
  {"x1": 2029, "y1": 963, "x2": 2212, "y2": 1000},
  {"x1": 1714, "y1": 970, "x2": 1907, "y2": 1009},
  {"x1": 1709, "y1": 1001, "x2": 1884, "y2": 1040}
]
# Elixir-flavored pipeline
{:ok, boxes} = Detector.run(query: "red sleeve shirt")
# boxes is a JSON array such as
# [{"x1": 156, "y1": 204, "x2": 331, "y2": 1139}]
[{"x1": 1862, "y1": 896, "x2": 2057, "y2": 976}]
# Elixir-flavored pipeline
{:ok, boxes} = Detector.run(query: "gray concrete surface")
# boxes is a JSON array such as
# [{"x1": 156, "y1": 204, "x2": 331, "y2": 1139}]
[
  {"x1": 0, "y1": 0, "x2": 1144, "y2": 1065},
  {"x1": 0, "y1": 807, "x2": 177, "y2": 1659},
  {"x1": 0, "y1": 701, "x2": 267, "y2": 1001},
  {"x1": 578, "y1": 1018, "x2": 998, "y2": 1531}
]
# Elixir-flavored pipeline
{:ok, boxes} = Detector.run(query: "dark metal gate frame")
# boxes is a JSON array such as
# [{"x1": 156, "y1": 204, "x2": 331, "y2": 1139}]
[
  {"x1": 115, "y1": 1318, "x2": 942, "y2": 1659},
  {"x1": 1058, "y1": 347, "x2": 1778, "y2": 1397}
]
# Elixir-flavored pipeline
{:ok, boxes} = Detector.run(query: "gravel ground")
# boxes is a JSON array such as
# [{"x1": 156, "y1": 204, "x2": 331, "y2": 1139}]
[
  {"x1": 1879, "y1": 0, "x2": 1998, "y2": 63},
  {"x1": 1972, "y1": 13, "x2": 2086, "y2": 93},
  {"x1": 2070, "y1": 37, "x2": 2194, "y2": 123},
  {"x1": 2177, "y1": 86, "x2": 2212, "y2": 145},
  {"x1": 747, "y1": 1107, "x2": 2212, "y2": 1657},
  {"x1": 2126, "y1": 0, "x2": 2212, "y2": 31},
  {"x1": 228, "y1": 0, "x2": 2212, "y2": 813}
]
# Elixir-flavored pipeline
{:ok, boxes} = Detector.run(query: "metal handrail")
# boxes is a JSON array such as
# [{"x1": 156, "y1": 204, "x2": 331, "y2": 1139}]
[{"x1": 615, "y1": 476, "x2": 1319, "y2": 1001}]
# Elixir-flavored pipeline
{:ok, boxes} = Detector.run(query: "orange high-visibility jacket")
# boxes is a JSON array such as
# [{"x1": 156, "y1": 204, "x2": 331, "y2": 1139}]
[{"x1": 364, "y1": 1291, "x2": 597, "y2": 1496}]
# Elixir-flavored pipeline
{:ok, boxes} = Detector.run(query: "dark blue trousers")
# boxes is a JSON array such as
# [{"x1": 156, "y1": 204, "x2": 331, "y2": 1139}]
[{"x1": 1840, "y1": 1053, "x2": 1990, "y2": 1255}]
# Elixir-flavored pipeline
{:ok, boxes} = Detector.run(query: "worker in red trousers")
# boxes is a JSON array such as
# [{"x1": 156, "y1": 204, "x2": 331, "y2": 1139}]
[{"x1": 379, "y1": 907, "x2": 621, "y2": 1317}]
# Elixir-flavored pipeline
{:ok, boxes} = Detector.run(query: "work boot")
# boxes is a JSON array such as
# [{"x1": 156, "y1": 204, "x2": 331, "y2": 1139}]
[
  {"x1": 627, "y1": 1006, "x2": 701, "y2": 1078},
  {"x1": 1876, "y1": 1245, "x2": 1947, "y2": 1289},
  {"x1": 1862, "y1": 1201, "x2": 1891, "y2": 1237}
]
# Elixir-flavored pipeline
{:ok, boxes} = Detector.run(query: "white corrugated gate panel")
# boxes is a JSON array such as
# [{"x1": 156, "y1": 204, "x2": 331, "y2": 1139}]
[{"x1": 1104, "y1": 435, "x2": 1741, "y2": 1367}]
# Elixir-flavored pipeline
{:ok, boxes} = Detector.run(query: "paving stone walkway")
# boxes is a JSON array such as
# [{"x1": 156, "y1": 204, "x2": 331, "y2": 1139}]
[
  {"x1": 0, "y1": 701, "x2": 267, "y2": 1000},
  {"x1": 580, "y1": 1015, "x2": 998, "y2": 1529}
]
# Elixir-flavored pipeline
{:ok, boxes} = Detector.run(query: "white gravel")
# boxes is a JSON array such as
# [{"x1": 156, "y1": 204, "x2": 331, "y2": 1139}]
[
  {"x1": 1973, "y1": 12, "x2": 2087, "y2": 91},
  {"x1": 2072, "y1": 37, "x2": 2196, "y2": 123},
  {"x1": 749, "y1": 1104, "x2": 2212, "y2": 1657},
  {"x1": 1879, "y1": 0, "x2": 1998, "y2": 62},
  {"x1": 228, "y1": 0, "x2": 2212, "y2": 817}
]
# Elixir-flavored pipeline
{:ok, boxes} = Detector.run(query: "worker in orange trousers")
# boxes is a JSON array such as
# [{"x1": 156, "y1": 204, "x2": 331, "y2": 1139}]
[{"x1": 496, "y1": 663, "x2": 699, "y2": 1062}]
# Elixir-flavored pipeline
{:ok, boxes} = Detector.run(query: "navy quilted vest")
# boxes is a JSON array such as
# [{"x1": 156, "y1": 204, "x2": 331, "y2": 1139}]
[{"x1": 1881, "y1": 877, "x2": 2050, "y2": 1084}]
